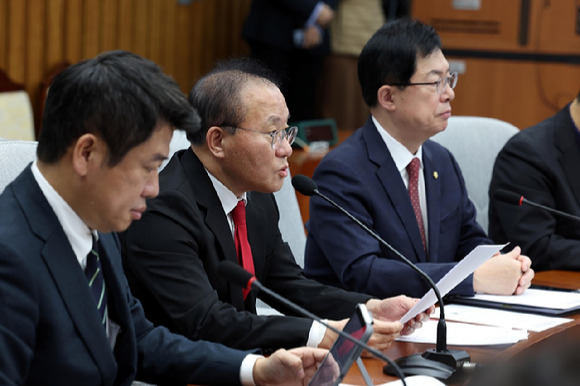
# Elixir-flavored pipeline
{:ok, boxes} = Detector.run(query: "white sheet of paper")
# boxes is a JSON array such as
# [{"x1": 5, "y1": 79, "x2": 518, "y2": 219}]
[
  {"x1": 468, "y1": 288, "x2": 580, "y2": 309},
  {"x1": 341, "y1": 375, "x2": 446, "y2": 386},
  {"x1": 400, "y1": 244, "x2": 506, "y2": 324},
  {"x1": 396, "y1": 319, "x2": 528, "y2": 346},
  {"x1": 432, "y1": 304, "x2": 573, "y2": 332}
]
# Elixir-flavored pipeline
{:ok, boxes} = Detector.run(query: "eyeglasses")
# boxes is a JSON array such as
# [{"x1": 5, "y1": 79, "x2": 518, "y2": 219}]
[
  {"x1": 390, "y1": 72, "x2": 458, "y2": 94},
  {"x1": 224, "y1": 125, "x2": 298, "y2": 150}
]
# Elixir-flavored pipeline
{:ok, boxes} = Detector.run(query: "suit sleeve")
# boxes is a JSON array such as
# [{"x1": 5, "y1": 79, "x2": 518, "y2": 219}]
[
  {"x1": 254, "y1": 193, "x2": 371, "y2": 321},
  {"x1": 128, "y1": 291, "x2": 248, "y2": 386},
  {"x1": 306, "y1": 153, "x2": 485, "y2": 299},
  {"x1": 97, "y1": 232, "x2": 247, "y2": 386},
  {"x1": 121, "y1": 190, "x2": 316, "y2": 354},
  {"x1": 489, "y1": 134, "x2": 580, "y2": 270},
  {"x1": 0, "y1": 242, "x2": 38, "y2": 385}
]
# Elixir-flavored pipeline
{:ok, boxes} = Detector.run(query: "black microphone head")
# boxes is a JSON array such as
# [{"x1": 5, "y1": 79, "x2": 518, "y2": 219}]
[
  {"x1": 218, "y1": 261, "x2": 253, "y2": 288},
  {"x1": 292, "y1": 174, "x2": 318, "y2": 197},
  {"x1": 494, "y1": 189, "x2": 524, "y2": 206}
]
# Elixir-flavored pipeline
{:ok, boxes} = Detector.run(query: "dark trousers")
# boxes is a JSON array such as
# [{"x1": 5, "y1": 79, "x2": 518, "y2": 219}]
[{"x1": 248, "y1": 40, "x2": 325, "y2": 122}]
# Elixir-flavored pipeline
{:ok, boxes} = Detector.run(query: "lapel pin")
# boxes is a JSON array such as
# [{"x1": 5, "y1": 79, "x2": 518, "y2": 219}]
[{"x1": 433, "y1": 171, "x2": 439, "y2": 179}]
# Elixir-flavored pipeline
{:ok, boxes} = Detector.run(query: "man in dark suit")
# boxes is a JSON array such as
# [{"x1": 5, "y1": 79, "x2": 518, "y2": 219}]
[
  {"x1": 489, "y1": 91, "x2": 580, "y2": 271},
  {"x1": 242, "y1": 0, "x2": 336, "y2": 121},
  {"x1": 304, "y1": 18, "x2": 534, "y2": 299},
  {"x1": 121, "y1": 58, "x2": 432, "y2": 355},
  {"x1": 0, "y1": 50, "x2": 327, "y2": 386}
]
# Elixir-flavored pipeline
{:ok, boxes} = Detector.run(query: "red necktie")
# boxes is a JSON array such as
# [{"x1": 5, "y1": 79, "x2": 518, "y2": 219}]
[
  {"x1": 407, "y1": 158, "x2": 427, "y2": 252},
  {"x1": 231, "y1": 200, "x2": 255, "y2": 299}
]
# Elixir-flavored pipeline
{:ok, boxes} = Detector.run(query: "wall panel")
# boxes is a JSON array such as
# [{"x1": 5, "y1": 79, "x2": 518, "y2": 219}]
[
  {"x1": 0, "y1": 0, "x2": 252, "y2": 137},
  {"x1": 411, "y1": 0, "x2": 580, "y2": 129}
]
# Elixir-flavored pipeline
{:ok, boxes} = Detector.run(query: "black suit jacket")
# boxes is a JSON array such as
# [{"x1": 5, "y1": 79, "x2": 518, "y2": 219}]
[
  {"x1": 121, "y1": 149, "x2": 370, "y2": 354},
  {"x1": 242, "y1": 0, "x2": 337, "y2": 55},
  {"x1": 489, "y1": 104, "x2": 580, "y2": 270},
  {"x1": 0, "y1": 167, "x2": 248, "y2": 386}
]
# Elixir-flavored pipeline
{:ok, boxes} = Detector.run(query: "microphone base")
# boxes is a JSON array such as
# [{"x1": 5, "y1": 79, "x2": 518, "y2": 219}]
[{"x1": 383, "y1": 349, "x2": 470, "y2": 380}]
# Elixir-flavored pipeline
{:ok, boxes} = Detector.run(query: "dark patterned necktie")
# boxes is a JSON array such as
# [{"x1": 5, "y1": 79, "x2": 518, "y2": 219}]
[
  {"x1": 85, "y1": 237, "x2": 107, "y2": 329},
  {"x1": 231, "y1": 200, "x2": 255, "y2": 299},
  {"x1": 407, "y1": 157, "x2": 427, "y2": 252}
]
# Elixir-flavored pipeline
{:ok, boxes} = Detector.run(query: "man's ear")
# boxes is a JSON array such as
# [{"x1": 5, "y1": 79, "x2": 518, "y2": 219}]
[
  {"x1": 377, "y1": 85, "x2": 397, "y2": 111},
  {"x1": 71, "y1": 133, "x2": 100, "y2": 176},
  {"x1": 206, "y1": 126, "x2": 227, "y2": 158}
]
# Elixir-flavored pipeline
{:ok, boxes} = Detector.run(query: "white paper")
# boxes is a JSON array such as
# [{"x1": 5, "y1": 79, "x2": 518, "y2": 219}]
[
  {"x1": 341, "y1": 375, "x2": 445, "y2": 386},
  {"x1": 432, "y1": 304, "x2": 573, "y2": 332},
  {"x1": 468, "y1": 288, "x2": 580, "y2": 310},
  {"x1": 396, "y1": 319, "x2": 528, "y2": 346},
  {"x1": 400, "y1": 244, "x2": 506, "y2": 323}
]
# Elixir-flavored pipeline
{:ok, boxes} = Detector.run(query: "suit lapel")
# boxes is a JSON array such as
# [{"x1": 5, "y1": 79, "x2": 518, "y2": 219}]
[
  {"x1": 422, "y1": 143, "x2": 441, "y2": 261},
  {"x1": 362, "y1": 120, "x2": 428, "y2": 262},
  {"x1": 180, "y1": 150, "x2": 246, "y2": 308},
  {"x1": 554, "y1": 108, "x2": 580, "y2": 208},
  {"x1": 16, "y1": 169, "x2": 117, "y2": 383}
]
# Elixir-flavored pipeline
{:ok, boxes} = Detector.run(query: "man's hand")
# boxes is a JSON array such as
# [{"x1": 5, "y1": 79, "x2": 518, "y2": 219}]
[
  {"x1": 316, "y1": 4, "x2": 334, "y2": 28},
  {"x1": 252, "y1": 347, "x2": 329, "y2": 385},
  {"x1": 319, "y1": 296, "x2": 434, "y2": 355},
  {"x1": 302, "y1": 25, "x2": 322, "y2": 49},
  {"x1": 366, "y1": 295, "x2": 433, "y2": 335},
  {"x1": 473, "y1": 246, "x2": 534, "y2": 295}
]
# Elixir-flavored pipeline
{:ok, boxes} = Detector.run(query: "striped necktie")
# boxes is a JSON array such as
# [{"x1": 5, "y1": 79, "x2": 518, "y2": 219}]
[{"x1": 85, "y1": 237, "x2": 107, "y2": 329}]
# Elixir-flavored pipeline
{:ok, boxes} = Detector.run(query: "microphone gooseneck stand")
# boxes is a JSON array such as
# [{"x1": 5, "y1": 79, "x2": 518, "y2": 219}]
[
  {"x1": 292, "y1": 175, "x2": 471, "y2": 380},
  {"x1": 495, "y1": 189, "x2": 580, "y2": 223}
]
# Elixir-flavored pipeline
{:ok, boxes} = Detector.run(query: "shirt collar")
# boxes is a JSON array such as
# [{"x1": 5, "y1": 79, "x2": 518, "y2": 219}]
[
  {"x1": 371, "y1": 115, "x2": 423, "y2": 172},
  {"x1": 31, "y1": 161, "x2": 95, "y2": 268},
  {"x1": 206, "y1": 169, "x2": 247, "y2": 215}
]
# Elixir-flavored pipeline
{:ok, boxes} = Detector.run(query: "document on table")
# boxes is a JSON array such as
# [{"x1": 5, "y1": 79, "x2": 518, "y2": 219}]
[
  {"x1": 400, "y1": 244, "x2": 506, "y2": 323},
  {"x1": 396, "y1": 319, "x2": 528, "y2": 346},
  {"x1": 449, "y1": 288, "x2": 580, "y2": 315},
  {"x1": 341, "y1": 375, "x2": 446, "y2": 386},
  {"x1": 432, "y1": 304, "x2": 573, "y2": 332}
]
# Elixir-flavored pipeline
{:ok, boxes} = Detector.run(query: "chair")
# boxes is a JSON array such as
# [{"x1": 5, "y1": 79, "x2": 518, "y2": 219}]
[
  {"x1": 0, "y1": 139, "x2": 38, "y2": 194},
  {"x1": 0, "y1": 70, "x2": 35, "y2": 141},
  {"x1": 431, "y1": 116, "x2": 519, "y2": 233}
]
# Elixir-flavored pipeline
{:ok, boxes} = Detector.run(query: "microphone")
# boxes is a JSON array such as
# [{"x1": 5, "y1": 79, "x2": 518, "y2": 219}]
[
  {"x1": 292, "y1": 174, "x2": 471, "y2": 380},
  {"x1": 494, "y1": 189, "x2": 580, "y2": 223},
  {"x1": 218, "y1": 260, "x2": 408, "y2": 386}
]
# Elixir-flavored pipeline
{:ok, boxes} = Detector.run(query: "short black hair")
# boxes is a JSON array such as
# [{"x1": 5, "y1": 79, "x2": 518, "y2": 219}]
[
  {"x1": 187, "y1": 57, "x2": 281, "y2": 146},
  {"x1": 37, "y1": 50, "x2": 199, "y2": 166},
  {"x1": 358, "y1": 18, "x2": 442, "y2": 107}
]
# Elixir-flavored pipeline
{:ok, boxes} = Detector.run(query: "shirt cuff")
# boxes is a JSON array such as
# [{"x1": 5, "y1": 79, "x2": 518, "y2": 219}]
[
  {"x1": 241, "y1": 353, "x2": 263, "y2": 386},
  {"x1": 307, "y1": 319, "x2": 328, "y2": 347},
  {"x1": 305, "y1": 1, "x2": 324, "y2": 27}
]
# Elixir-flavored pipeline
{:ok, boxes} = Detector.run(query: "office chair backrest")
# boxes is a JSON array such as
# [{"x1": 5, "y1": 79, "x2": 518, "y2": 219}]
[
  {"x1": 0, "y1": 69, "x2": 35, "y2": 141},
  {"x1": 0, "y1": 139, "x2": 38, "y2": 194},
  {"x1": 431, "y1": 116, "x2": 519, "y2": 233}
]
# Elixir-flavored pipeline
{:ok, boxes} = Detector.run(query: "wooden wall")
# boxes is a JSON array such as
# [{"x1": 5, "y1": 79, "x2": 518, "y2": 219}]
[
  {"x1": 0, "y1": 0, "x2": 252, "y2": 137},
  {"x1": 320, "y1": 0, "x2": 579, "y2": 131},
  {"x1": 412, "y1": 0, "x2": 580, "y2": 129}
]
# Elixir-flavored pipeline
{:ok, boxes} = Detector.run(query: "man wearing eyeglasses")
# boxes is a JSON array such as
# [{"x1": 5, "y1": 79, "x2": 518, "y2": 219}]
[
  {"x1": 120, "y1": 57, "x2": 433, "y2": 356},
  {"x1": 304, "y1": 18, "x2": 534, "y2": 299}
]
